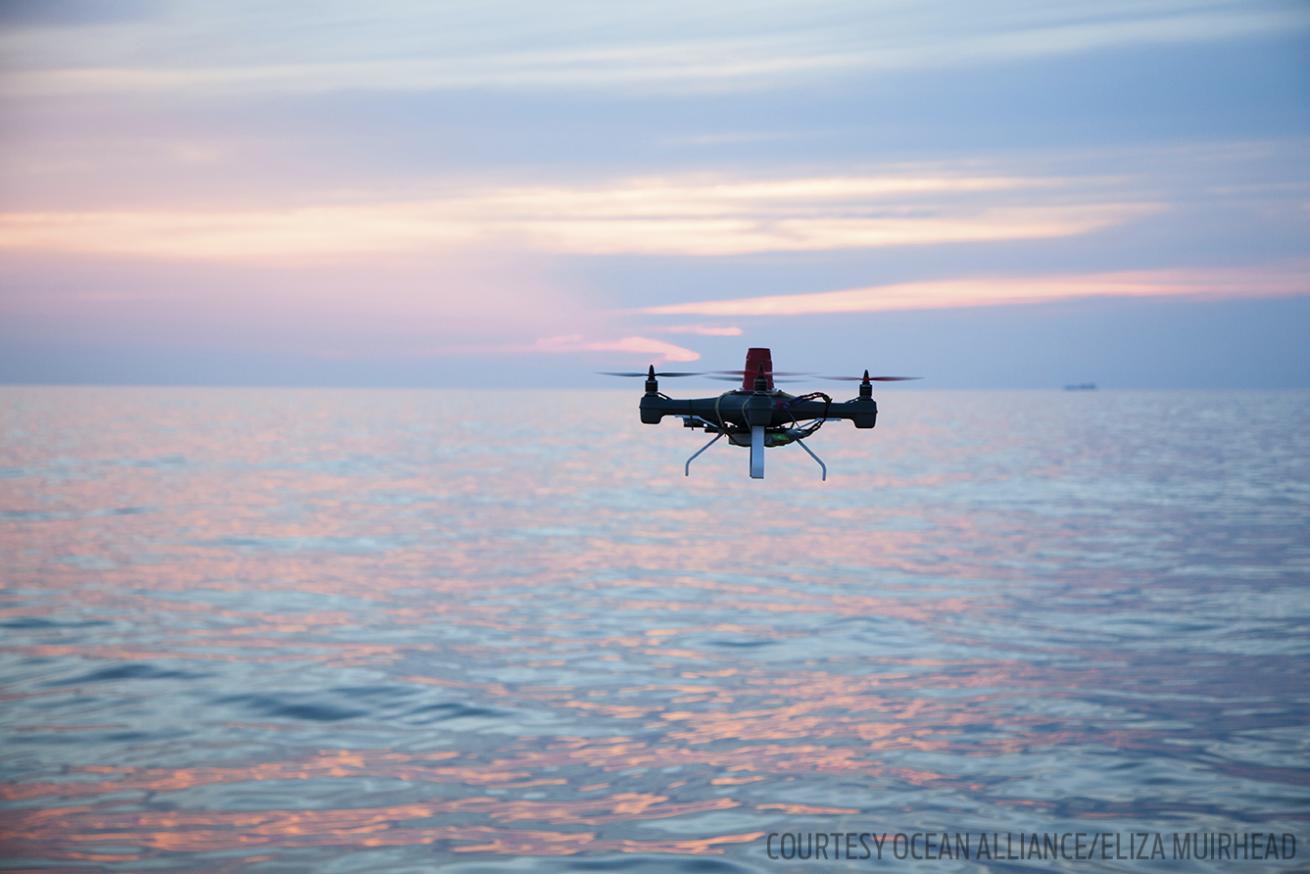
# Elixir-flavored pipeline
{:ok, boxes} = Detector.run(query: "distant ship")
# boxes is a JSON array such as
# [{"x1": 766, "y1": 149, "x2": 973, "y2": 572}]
[{"x1": 1064, "y1": 382, "x2": 1097, "y2": 391}]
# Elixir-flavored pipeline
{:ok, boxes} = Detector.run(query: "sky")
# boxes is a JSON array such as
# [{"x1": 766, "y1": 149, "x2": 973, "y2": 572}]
[{"x1": 1, "y1": 0, "x2": 1308, "y2": 388}]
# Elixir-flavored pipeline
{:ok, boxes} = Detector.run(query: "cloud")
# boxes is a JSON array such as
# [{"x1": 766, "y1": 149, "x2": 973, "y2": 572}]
[
  {"x1": 657, "y1": 324, "x2": 743, "y2": 337},
  {"x1": 0, "y1": 171, "x2": 1156, "y2": 260},
  {"x1": 640, "y1": 264, "x2": 1310, "y2": 316},
  {"x1": 533, "y1": 334, "x2": 699, "y2": 363},
  {"x1": 1, "y1": 2, "x2": 1301, "y2": 97}
]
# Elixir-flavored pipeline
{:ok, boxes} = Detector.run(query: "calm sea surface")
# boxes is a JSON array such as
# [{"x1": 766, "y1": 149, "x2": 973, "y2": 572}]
[{"x1": 2, "y1": 387, "x2": 1308, "y2": 872}]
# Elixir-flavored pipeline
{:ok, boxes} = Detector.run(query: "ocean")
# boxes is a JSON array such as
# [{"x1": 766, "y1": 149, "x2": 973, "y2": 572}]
[{"x1": 2, "y1": 386, "x2": 1307, "y2": 871}]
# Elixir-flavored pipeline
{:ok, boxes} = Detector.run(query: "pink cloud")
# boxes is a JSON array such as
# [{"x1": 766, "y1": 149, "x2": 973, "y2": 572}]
[
  {"x1": 533, "y1": 334, "x2": 700, "y2": 363},
  {"x1": 640, "y1": 264, "x2": 1310, "y2": 317},
  {"x1": 656, "y1": 324, "x2": 743, "y2": 336},
  {"x1": 0, "y1": 174, "x2": 1155, "y2": 261}
]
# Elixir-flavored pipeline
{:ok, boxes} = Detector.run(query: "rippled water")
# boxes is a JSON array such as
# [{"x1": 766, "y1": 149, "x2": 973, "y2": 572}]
[{"x1": 2, "y1": 387, "x2": 1308, "y2": 871}]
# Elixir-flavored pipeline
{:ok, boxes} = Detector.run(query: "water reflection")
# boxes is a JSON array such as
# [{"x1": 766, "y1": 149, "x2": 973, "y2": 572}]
[{"x1": 1, "y1": 387, "x2": 1307, "y2": 870}]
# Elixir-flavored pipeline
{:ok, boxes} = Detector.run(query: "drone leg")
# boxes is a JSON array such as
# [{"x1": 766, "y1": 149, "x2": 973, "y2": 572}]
[
  {"x1": 684, "y1": 432, "x2": 723, "y2": 477},
  {"x1": 750, "y1": 425, "x2": 764, "y2": 479},
  {"x1": 795, "y1": 437, "x2": 827, "y2": 482}
]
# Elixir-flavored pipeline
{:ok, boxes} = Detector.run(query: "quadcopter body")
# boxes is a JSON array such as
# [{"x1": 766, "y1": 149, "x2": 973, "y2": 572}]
[{"x1": 614, "y1": 347, "x2": 915, "y2": 480}]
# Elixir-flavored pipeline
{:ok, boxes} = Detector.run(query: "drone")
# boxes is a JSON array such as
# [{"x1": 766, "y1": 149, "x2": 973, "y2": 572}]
[{"x1": 602, "y1": 347, "x2": 919, "y2": 480}]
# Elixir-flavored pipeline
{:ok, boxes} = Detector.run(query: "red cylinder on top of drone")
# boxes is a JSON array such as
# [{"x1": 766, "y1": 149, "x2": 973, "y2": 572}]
[{"x1": 742, "y1": 347, "x2": 773, "y2": 391}]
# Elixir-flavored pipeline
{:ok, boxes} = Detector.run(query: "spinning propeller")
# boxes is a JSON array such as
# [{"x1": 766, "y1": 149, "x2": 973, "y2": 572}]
[
  {"x1": 598, "y1": 369, "x2": 812, "y2": 380},
  {"x1": 711, "y1": 369, "x2": 812, "y2": 376},
  {"x1": 819, "y1": 369, "x2": 921, "y2": 382},
  {"x1": 598, "y1": 370, "x2": 708, "y2": 378},
  {"x1": 599, "y1": 367, "x2": 919, "y2": 383}
]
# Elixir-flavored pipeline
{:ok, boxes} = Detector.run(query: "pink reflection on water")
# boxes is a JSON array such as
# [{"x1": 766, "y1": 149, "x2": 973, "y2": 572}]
[
  {"x1": 2, "y1": 803, "x2": 765, "y2": 862},
  {"x1": 6, "y1": 388, "x2": 1298, "y2": 868}
]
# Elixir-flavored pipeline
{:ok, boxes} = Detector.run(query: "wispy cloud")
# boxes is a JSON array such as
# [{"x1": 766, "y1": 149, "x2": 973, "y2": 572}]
[
  {"x1": 657, "y1": 324, "x2": 743, "y2": 337},
  {"x1": 0, "y1": 171, "x2": 1156, "y2": 259},
  {"x1": 641, "y1": 264, "x2": 1310, "y2": 316},
  {"x1": 1, "y1": 1, "x2": 1301, "y2": 97},
  {"x1": 532, "y1": 334, "x2": 699, "y2": 363}
]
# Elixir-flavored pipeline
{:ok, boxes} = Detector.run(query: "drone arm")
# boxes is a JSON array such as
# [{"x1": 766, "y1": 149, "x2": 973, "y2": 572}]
[
  {"x1": 788, "y1": 397, "x2": 877, "y2": 429},
  {"x1": 641, "y1": 394, "x2": 696, "y2": 424}
]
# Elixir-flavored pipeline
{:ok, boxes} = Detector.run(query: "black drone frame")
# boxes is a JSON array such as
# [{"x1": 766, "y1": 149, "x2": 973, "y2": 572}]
[{"x1": 637, "y1": 366, "x2": 878, "y2": 481}]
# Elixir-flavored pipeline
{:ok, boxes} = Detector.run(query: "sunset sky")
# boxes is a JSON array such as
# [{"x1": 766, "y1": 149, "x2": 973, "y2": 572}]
[{"x1": 2, "y1": 0, "x2": 1308, "y2": 387}]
